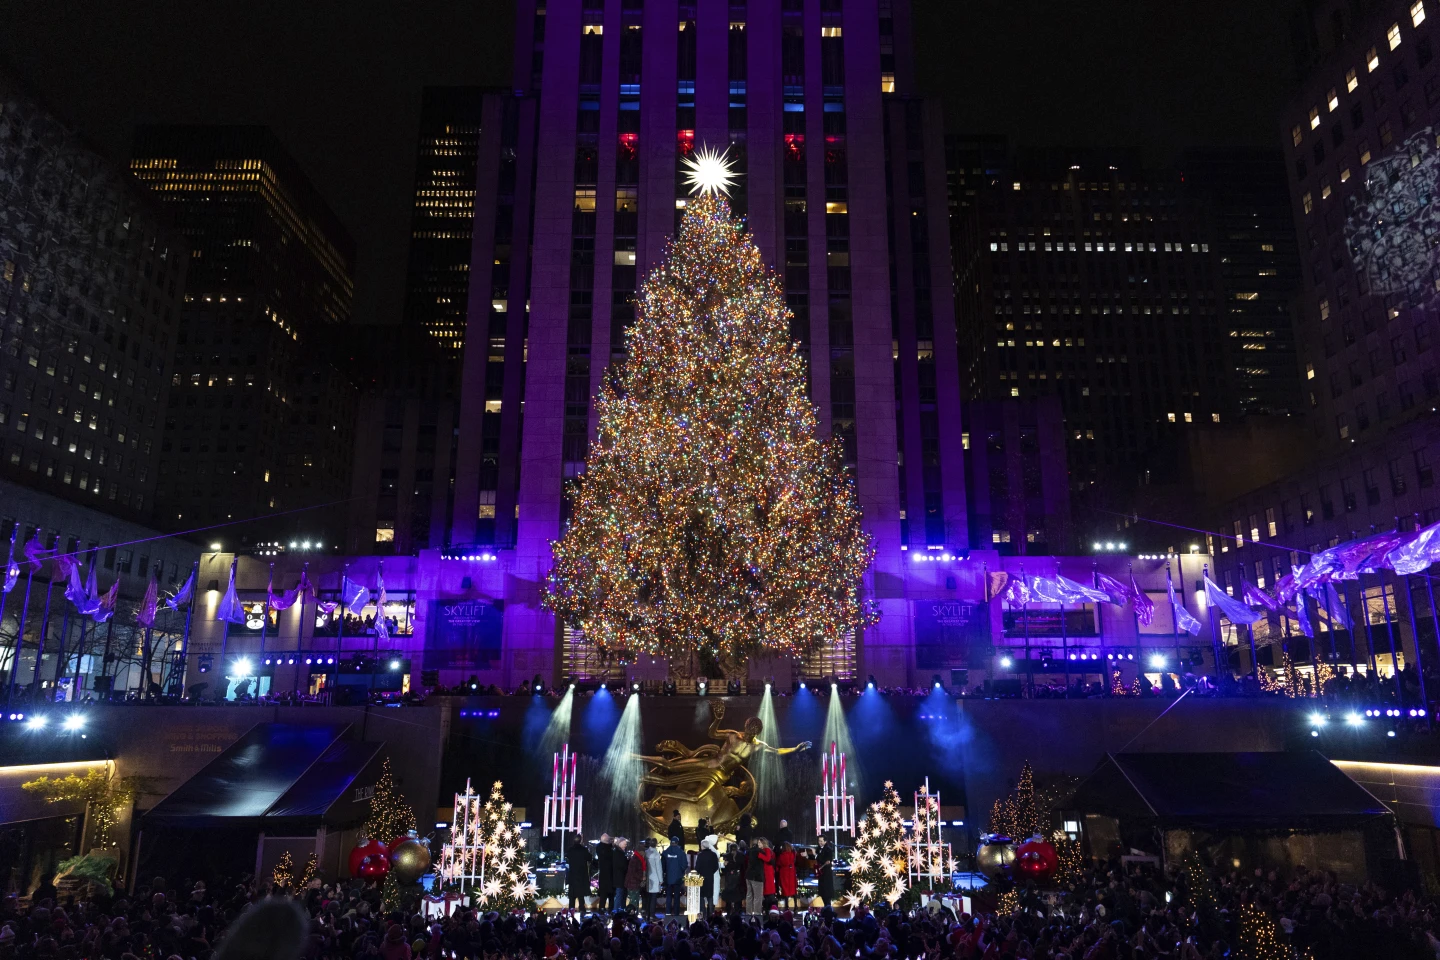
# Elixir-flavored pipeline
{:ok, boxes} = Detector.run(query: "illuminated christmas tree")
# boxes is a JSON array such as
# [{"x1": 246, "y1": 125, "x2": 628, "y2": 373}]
[
  {"x1": 542, "y1": 157, "x2": 876, "y2": 662},
  {"x1": 363, "y1": 758, "x2": 416, "y2": 842},
  {"x1": 475, "y1": 780, "x2": 536, "y2": 912},
  {"x1": 1236, "y1": 900, "x2": 1288, "y2": 960},
  {"x1": 272, "y1": 851, "x2": 294, "y2": 891},
  {"x1": 844, "y1": 781, "x2": 907, "y2": 907},
  {"x1": 1181, "y1": 851, "x2": 1217, "y2": 914}
]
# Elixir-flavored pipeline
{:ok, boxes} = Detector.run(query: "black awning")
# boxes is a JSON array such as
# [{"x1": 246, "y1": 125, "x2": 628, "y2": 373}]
[
  {"x1": 1071, "y1": 751, "x2": 1393, "y2": 833},
  {"x1": 143, "y1": 722, "x2": 379, "y2": 829}
]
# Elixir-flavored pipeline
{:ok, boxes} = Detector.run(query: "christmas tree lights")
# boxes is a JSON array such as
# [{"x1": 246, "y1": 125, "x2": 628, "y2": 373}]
[
  {"x1": 844, "y1": 781, "x2": 908, "y2": 907},
  {"x1": 364, "y1": 758, "x2": 416, "y2": 842},
  {"x1": 542, "y1": 191, "x2": 876, "y2": 660},
  {"x1": 474, "y1": 780, "x2": 537, "y2": 912},
  {"x1": 1237, "y1": 900, "x2": 1288, "y2": 960}
]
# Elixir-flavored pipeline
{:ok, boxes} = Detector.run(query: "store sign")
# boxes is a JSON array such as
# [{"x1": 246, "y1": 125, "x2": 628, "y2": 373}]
[
  {"x1": 424, "y1": 600, "x2": 503, "y2": 670},
  {"x1": 913, "y1": 600, "x2": 990, "y2": 668}
]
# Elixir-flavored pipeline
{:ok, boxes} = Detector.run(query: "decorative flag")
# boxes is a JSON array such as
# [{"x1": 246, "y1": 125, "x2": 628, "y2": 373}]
[
  {"x1": 1289, "y1": 598, "x2": 1314, "y2": 638},
  {"x1": 1323, "y1": 583, "x2": 1352, "y2": 629},
  {"x1": 1203, "y1": 575, "x2": 1261, "y2": 625},
  {"x1": 1388, "y1": 520, "x2": 1440, "y2": 575},
  {"x1": 1030, "y1": 575, "x2": 1110, "y2": 605},
  {"x1": 93, "y1": 579, "x2": 119, "y2": 624},
  {"x1": 1242, "y1": 580, "x2": 1279, "y2": 611},
  {"x1": 1, "y1": 540, "x2": 16, "y2": 594},
  {"x1": 215, "y1": 564, "x2": 247, "y2": 624},
  {"x1": 1168, "y1": 573, "x2": 1201, "y2": 635},
  {"x1": 22, "y1": 531, "x2": 50, "y2": 568},
  {"x1": 137, "y1": 572, "x2": 159, "y2": 628},
  {"x1": 1130, "y1": 575, "x2": 1155, "y2": 626},
  {"x1": 1094, "y1": 572, "x2": 1134, "y2": 608},
  {"x1": 999, "y1": 575, "x2": 1032, "y2": 606},
  {"x1": 166, "y1": 569, "x2": 195, "y2": 611},
  {"x1": 269, "y1": 570, "x2": 315, "y2": 611},
  {"x1": 374, "y1": 570, "x2": 390, "y2": 642},
  {"x1": 341, "y1": 575, "x2": 369, "y2": 610}
]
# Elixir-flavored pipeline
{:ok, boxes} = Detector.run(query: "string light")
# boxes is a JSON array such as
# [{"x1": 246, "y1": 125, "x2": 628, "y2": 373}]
[
  {"x1": 363, "y1": 757, "x2": 416, "y2": 842},
  {"x1": 543, "y1": 193, "x2": 877, "y2": 660},
  {"x1": 846, "y1": 780, "x2": 907, "y2": 906},
  {"x1": 474, "y1": 780, "x2": 537, "y2": 911}
]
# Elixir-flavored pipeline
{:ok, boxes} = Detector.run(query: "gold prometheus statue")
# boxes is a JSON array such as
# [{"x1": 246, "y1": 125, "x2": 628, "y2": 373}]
[{"x1": 633, "y1": 699, "x2": 811, "y2": 835}]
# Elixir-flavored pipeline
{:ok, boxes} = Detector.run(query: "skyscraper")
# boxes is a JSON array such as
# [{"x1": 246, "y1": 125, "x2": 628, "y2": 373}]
[
  {"x1": 129, "y1": 126, "x2": 357, "y2": 546},
  {"x1": 1179, "y1": 148, "x2": 1305, "y2": 417},
  {"x1": 0, "y1": 70, "x2": 184, "y2": 521},
  {"x1": 403, "y1": 88, "x2": 488, "y2": 350},
  {"x1": 447, "y1": 0, "x2": 967, "y2": 685},
  {"x1": 949, "y1": 148, "x2": 1233, "y2": 545}
]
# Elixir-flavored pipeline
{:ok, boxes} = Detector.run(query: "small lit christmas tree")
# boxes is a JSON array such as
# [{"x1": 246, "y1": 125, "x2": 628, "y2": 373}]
[
  {"x1": 364, "y1": 758, "x2": 416, "y2": 842},
  {"x1": 844, "y1": 781, "x2": 907, "y2": 907},
  {"x1": 297, "y1": 853, "x2": 317, "y2": 891},
  {"x1": 1236, "y1": 900, "x2": 1288, "y2": 960},
  {"x1": 475, "y1": 780, "x2": 536, "y2": 912},
  {"x1": 541, "y1": 167, "x2": 876, "y2": 662},
  {"x1": 272, "y1": 851, "x2": 294, "y2": 891},
  {"x1": 1181, "y1": 851, "x2": 1217, "y2": 914}
]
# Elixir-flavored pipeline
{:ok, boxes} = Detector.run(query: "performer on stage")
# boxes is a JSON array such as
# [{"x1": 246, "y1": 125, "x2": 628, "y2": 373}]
[
  {"x1": 565, "y1": 836, "x2": 592, "y2": 911},
  {"x1": 696, "y1": 834, "x2": 720, "y2": 914},
  {"x1": 595, "y1": 834, "x2": 618, "y2": 911},
  {"x1": 816, "y1": 837, "x2": 835, "y2": 908}
]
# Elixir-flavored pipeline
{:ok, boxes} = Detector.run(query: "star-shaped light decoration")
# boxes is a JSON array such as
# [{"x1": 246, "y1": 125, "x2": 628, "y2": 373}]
[{"x1": 681, "y1": 145, "x2": 739, "y2": 196}]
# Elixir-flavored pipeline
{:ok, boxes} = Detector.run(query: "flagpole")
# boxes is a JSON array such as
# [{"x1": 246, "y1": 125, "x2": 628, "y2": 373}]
[
  {"x1": 6, "y1": 528, "x2": 40, "y2": 704},
  {"x1": 1127, "y1": 562, "x2": 1141, "y2": 697},
  {"x1": 1203, "y1": 564, "x2": 1225, "y2": 689},
  {"x1": 259, "y1": 563, "x2": 272, "y2": 687},
  {"x1": 29, "y1": 532, "x2": 58, "y2": 701},
  {"x1": 1239, "y1": 564, "x2": 1258, "y2": 684},
  {"x1": 1353, "y1": 578, "x2": 1379, "y2": 676},
  {"x1": 370, "y1": 560, "x2": 384, "y2": 697},
  {"x1": 141, "y1": 564, "x2": 156, "y2": 701},
  {"x1": 100, "y1": 614, "x2": 115, "y2": 699},
  {"x1": 1020, "y1": 563, "x2": 1032, "y2": 697},
  {"x1": 1167, "y1": 560, "x2": 1179, "y2": 684},
  {"x1": 0, "y1": 528, "x2": 17, "y2": 700},
  {"x1": 1379, "y1": 566, "x2": 1403, "y2": 702},
  {"x1": 337, "y1": 562, "x2": 349, "y2": 659},
  {"x1": 53, "y1": 607, "x2": 70, "y2": 702},
  {"x1": 295, "y1": 562, "x2": 310, "y2": 696},
  {"x1": 1093, "y1": 561, "x2": 1110, "y2": 697},
  {"x1": 1402, "y1": 570, "x2": 1431, "y2": 728},
  {"x1": 1319, "y1": 583, "x2": 1343, "y2": 678},
  {"x1": 69, "y1": 617, "x2": 86, "y2": 701},
  {"x1": 175, "y1": 560, "x2": 199, "y2": 697},
  {"x1": 218, "y1": 557, "x2": 237, "y2": 699}
]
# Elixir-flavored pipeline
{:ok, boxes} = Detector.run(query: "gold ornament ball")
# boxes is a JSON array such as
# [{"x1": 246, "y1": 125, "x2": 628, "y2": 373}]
[
  {"x1": 389, "y1": 838, "x2": 432, "y2": 882},
  {"x1": 975, "y1": 838, "x2": 1016, "y2": 879}
]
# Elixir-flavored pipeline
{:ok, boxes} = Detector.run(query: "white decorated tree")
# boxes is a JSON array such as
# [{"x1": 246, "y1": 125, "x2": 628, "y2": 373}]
[
  {"x1": 475, "y1": 780, "x2": 536, "y2": 912},
  {"x1": 845, "y1": 781, "x2": 907, "y2": 907}
]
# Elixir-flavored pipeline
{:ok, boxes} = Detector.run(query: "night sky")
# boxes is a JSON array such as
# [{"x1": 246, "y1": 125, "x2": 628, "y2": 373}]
[{"x1": 1, "y1": 0, "x2": 1295, "y2": 328}]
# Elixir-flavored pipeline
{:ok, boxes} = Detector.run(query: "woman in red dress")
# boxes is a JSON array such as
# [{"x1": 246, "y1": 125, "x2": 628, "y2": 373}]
[
  {"x1": 776, "y1": 843, "x2": 797, "y2": 908},
  {"x1": 757, "y1": 839, "x2": 776, "y2": 911}
]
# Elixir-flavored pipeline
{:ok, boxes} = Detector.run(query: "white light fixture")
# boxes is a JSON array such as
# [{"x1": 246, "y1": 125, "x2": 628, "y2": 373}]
[
  {"x1": 62, "y1": 715, "x2": 86, "y2": 731},
  {"x1": 232, "y1": 657, "x2": 253, "y2": 676}
]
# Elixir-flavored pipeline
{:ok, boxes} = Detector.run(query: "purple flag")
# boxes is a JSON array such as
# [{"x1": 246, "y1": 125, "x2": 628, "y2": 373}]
[
  {"x1": 137, "y1": 574, "x2": 159, "y2": 628},
  {"x1": 165, "y1": 569, "x2": 195, "y2": 611},
  {"x1": 93, "y1": 579, "x2": 119, "y2": 624},
  {"x1": 1242, "y1": 580, "x2": 1279, "y2": 611},
  {"x1": 1000, "y1": 576, "x2": 1033, "y2": 606},
  {"x1": 1094, "y1": 572, "x2": 1134, "y2": 607},
  {"x1": 1388, "y1": 520, "x2": 1440, "y2": 575},
  {"x1": 1031, "y1": 575, "x2": 1109, "y2": 604},
  {"x1": 1204, "y1": 575, "x2": 1261, "y2": 625},
  {"x1": 215, "y1": 565, "x2": 246, "y2": 625},
  {"x1": 1131, "y1": 575, "x2": 1155, "y2": 626},
  {"x1": 1168, "y1": 574, "x2": 1201, "y2": 635}
]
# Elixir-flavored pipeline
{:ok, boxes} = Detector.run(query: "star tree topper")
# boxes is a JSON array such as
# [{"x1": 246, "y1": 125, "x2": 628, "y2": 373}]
[{"x1": 682, "y1": 145, "x2": 739, "y2": 196}]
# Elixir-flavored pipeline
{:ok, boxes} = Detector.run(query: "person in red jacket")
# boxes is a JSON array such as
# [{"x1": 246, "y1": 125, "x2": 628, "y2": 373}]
[
  {"x1": 756, "y1": 839, "x2": 776, "y2": 910},
  {"x1": 776, "y1": 843, "x2": 797, "y2": 908},
  {"x1": 621, "y1": 838, "x2": 646, "y2": 912}
]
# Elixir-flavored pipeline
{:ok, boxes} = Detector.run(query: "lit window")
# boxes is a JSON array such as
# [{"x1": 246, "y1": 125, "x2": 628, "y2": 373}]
[
  {"x1": 1321, "y1": 179, "x2": 1332, "y2": 199},
  {"x1": 880, "y1": 73, "x2": 895, "y2": 93},
  {"x1": 1306, "y1": 362, "x2": 1316, "y2": 380},
  {"x1": 1328, "y1": 88, "x2": 1339, "y2": 111},
  {"x1": 821, "y1": 26, "x2": 842, "y2": 37},
  {"x1": 1292, "y1": 125, "x2": 1303, "y2": 147},
  {"x1": 1184, "y1": 412, "x2": 1193, "y2": 423},
  {"x1": 1167, "y1": 412, "x2": 1176, "y2": 422},
  {"x1": 1303, "y1": 192, "x2": 1314, "y2": 213},
  {"x1": 1347, "y1": 68, "x2": 1359, "y2": 92},
  {"x1": 574, "y1": 188, "x2": 596, "y2": 212},
  {"x1": 1340, "y1": 167, "x2": 1351, "y2": 182},
  {"x1": 1236, "y1": 292, "x2": 1260, "y2": 300},
  {"x1": 1414, "y1": 1, "x2": 1427, "y2": 27},
  {"x1": 376, "y1": 524, "x2": 395, "y2": 543},
  {"x1": 1309, "y1": 106, "x2": 1321, "y2": 129},
  {"x1": 1012, "y1": 182, "x2": 1022, "y2": 191},
  {"x1": 1390, "y1": 23, "x2": 1403, "y2": 49},
  {"x1": 583, "y1": 24, "x2": 603, "y2": 35},
  {"x1": 1320, "y1": 298, "x2": 1331, "y2": 319},
  {"x1": 1010, "y1": 387, "x2": 1019, "y2": 397},
  {"x1": 1211, "y1": 413, "x2": 1221, "y2": 423},
  {"x1": 1368, "y1": 46, "x2": 1381, "y2": 71},
  {"x1": 1261, "y1": 243, "x2": 1275, "y2": 251},
  {"x1": 1360, "y1": 142, "x2": 1372, "y2": 164}
]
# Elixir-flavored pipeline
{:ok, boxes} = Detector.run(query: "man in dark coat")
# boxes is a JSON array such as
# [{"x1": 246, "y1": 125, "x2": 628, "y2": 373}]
[
  {"x1": 775, "y1": 819, "x2": 793, "y2": 846},
  {"x1": 668, "y1": 810, "x2": 685, "y2": 845},
  {"x1": 816, "y1": 837, "x2": 835, "y2": 907},
  {"x1": 662, "y1": 838, "x2": 688, "y2": 916},
  {"x1": 736, "y1": 814, "x2": 754, "y2": 845},
  {"x1": 695, "y1": 835, "x2": 720, "y2": 915},
  {"x1": 595, "y1": 834, "x2": 617, "y2": 911},
  {"x1": 566, "y1": 838, "x2": 592, "y2": 911}
]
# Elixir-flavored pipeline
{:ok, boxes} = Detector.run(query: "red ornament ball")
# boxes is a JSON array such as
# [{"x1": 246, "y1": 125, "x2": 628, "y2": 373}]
[
  {"x1": 1014, "y1": 838, "x2": 1059, "y2": 883},
  {"x1": 349, "y1": 839, "x2": 389, "y2": 877},
  {"x1": 357, "y1": 853, "x2": 391, "y2": 880}
]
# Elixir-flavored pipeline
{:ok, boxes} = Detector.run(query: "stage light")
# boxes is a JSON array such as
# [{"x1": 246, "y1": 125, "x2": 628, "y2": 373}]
[
  {"x1": 1388, "y1": 730, "x2": 1397, "y2": 737},
  {"x1": 1309, "y1": 713, "x2": 1327, "y2": 727},
  {"x1": 391, "y1": 660, "x2": 402, "y2": 671},
  {"x1": 599, "y1": 682, "x2": 607, "y2": 691},
  {"x1": 233, "y1": 657, "x2": 254, "y2": 676},
  {"x1": 798, "y1": 681, "x2": 806, "y2": 690},
  {"x1": 435, "y1": 821, "x2": 448, "y2": 830},
  {"x1": 632, "y1": 681, "x2": 641, "y2": 692},
  {"x1": 999, "y1": 656, "x2": 1013, "y2": 669},
  {"x1": 209, "y1": 542, "x2": 222, "y2": 551},
  {"x1": 61, "y1": 715, "x2": 85, "y2": 732},
  {"x1": 1149, "y1": 654, "x2": 1167, "y2": 670},
  {"x1": 1345, "y1": 712, "x2": 1364, "y2": 726},
  {"x1": 570, "y1": 683, "x2": 576, "y2": 690},
  {"x1": 727, "y1": 679, "x2": 742, "y2": 694},
  {"x1": 663, "y1": 680, "x2": 677, "y2": 696},
  {"x1": 519, "y1": 821, "x2": 533, "y2": 829},
  {"x1": 534, "y1": 683, "x2": 543, "y2": 693},
  {"x1": 831, "y1": 682, "x2": 838, "y2": 690},
  {"x1": 867, "y1": 675, "x2": 876, "y2": 690},
  {"x1": 932, "y1": 674, "x2": 943, "y2": 690},
  {"x1": 27, "y1": 715, "x2": 48, "y2": 730},
  {"x1": 697, "y1": 681, "x2": 707, "y2": 694},
  {"x1": 1311, "y1": 729, "x2": 1320, "y2": 737}
]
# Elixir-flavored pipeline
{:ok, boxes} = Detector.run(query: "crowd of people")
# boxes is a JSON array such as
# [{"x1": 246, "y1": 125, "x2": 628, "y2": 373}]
[{"x1": 3, "y1": 851, "x2": 1438, "y2": 959}]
